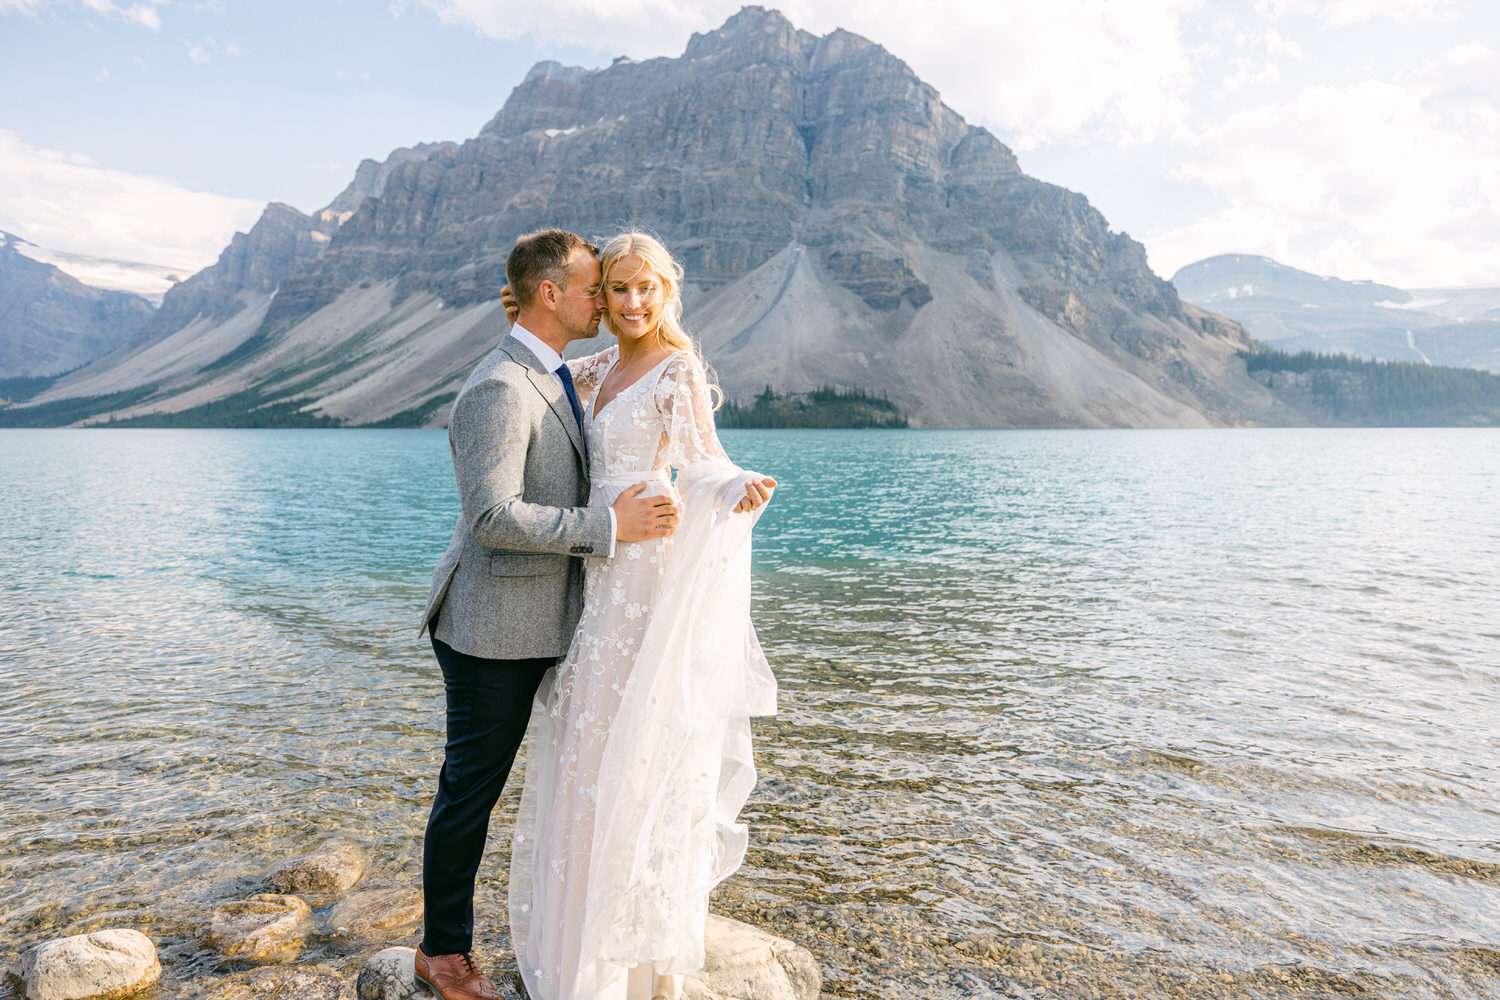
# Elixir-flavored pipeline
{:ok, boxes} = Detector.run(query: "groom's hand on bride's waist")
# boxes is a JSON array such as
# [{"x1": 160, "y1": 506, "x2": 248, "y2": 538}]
[{"x1": 612, "y1": 482, "x2": 680, "y2": 542}]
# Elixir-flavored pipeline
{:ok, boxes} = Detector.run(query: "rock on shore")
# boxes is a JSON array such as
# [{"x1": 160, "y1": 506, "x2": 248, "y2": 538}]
[
  {"x1": 11, "y1": 929, "x2": 160, "y2": 1000},
  {"x1": 690, "y1": 916, "x2": 822, "y2": 1000},
  {"x1": 205, "y1": 894, "x2": 312, "y2": 963},
  {"x1": 355, "y1": 948, "x2": 428, "y2": 1000},
  {"x1": 353, "y1": 916, "x2": 820, "y2": 1000},
  {"x1": 267, "y1": 841, "x2": 366, "y2": 895}
]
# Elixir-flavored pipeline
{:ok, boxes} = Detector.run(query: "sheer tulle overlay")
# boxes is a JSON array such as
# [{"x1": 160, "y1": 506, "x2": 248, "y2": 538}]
[{"x1": 511, "y1": 348, "x2": 776, "y2": 1000}]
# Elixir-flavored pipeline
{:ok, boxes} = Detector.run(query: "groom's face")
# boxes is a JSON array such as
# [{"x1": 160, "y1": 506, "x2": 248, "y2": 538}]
[{"x1": 556, "y1": 250, "x2": 605, "y2": 341}]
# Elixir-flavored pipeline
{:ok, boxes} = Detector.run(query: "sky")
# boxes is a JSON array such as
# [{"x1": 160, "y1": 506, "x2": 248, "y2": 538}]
[{"x1": 1, "y1": 0, "x2": 1497, "y2": 296}]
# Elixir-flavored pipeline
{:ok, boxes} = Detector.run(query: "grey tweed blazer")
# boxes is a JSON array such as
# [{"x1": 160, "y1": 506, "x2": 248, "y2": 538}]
[{"x1": 421, "y1": 336, "x2": 614, "y2": 660}]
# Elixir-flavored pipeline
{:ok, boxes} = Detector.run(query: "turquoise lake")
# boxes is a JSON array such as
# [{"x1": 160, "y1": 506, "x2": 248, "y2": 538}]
[{"x1": 1, "y1": 427, "x2": 1497, "y2": 999}]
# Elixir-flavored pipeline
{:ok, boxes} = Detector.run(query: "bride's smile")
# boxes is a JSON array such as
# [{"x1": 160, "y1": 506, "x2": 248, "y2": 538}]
[{"x1": 604, "y1": 255, "x2": 663, "y2": 343}]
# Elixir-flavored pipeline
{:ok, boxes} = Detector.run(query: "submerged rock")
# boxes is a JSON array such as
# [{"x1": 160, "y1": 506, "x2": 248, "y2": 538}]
[
  {"x1": 328, "y1": 888, "x2": 423, "y2": 940},
  {"x1": 689, "y1": 916, "x2": 821, "y2": 1000},
  {"x1": 198, "y1": 966, "x2": 345, "y2": 1000},
  {"x1": 205, "y1": 894, "x2": 312, "y2": 963},
  {"x1": 267, "y1": 841, "x2": 366, "y2": 895},
  {"x1": 11, "y1": 929, "x2": 160, "y2": 1000}
]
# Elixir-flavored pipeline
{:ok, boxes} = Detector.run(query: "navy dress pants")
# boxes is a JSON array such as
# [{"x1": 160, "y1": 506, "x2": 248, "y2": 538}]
[{"x1": 421, "y1": 635, "x2": 554, "y2": 956}]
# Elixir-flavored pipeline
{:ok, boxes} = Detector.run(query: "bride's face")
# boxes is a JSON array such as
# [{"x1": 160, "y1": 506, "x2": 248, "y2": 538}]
[{"x1": 604, "y1": 255, "x2": 664, "y2": 344}]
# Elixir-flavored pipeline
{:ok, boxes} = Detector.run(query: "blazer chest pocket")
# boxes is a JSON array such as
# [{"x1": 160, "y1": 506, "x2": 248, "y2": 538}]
[{"x1": 489, "y1": 552, "x2": 567, "y2": 578}]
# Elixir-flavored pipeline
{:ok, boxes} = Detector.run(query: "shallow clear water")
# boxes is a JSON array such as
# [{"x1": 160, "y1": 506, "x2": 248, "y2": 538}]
[{"x1": 1, "y1": 428, "x2": 1497, "y2": 999}]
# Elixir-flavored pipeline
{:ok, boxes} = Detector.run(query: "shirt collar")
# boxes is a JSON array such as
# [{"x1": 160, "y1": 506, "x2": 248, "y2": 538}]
[{"x1": 507, "y1": 322, "x2": 565, "y2": 374}]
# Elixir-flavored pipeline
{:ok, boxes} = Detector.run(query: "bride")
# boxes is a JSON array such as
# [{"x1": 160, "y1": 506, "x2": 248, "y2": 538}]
[{"x1": 508, "y1": 232, "x2": 779, "y2": 1000}]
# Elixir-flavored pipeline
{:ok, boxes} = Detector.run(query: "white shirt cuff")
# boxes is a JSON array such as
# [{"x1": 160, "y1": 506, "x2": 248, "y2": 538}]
[{"x1": 607, "y1": 507, "x2": 617, "y2": 558}]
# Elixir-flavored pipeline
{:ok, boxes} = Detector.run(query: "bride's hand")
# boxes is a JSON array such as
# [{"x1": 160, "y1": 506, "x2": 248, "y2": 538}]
[
  {"x1": 501, "y1": 285, "x2": 519, "y2": 326},
  {"x1": 732, "y1": 476, "x2": 777, "y2": 514}
]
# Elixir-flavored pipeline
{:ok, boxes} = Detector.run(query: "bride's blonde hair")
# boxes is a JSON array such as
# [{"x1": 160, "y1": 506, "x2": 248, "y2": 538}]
[{"x1": 598, "y1": 231, "x2": 720, "y2": 404}]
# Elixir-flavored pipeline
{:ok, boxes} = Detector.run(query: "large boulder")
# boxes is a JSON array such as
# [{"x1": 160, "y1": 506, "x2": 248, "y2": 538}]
[
  {"x1": 10, "y1": 929, "x2": 160, "y2": 1000},
  {"x1": 267, "y1": 841, "x2": 366, "y2": 895},
  {"x1": 204, "y1": 894, "x2": 312, "y2": 963},
  {"x1": 198, "y1": 966, "x2": 345, "y2": 1000},
  {"x1": 327, "y1": 888, "x2": 423, "y2": 940},
  {"x1": 688, "y1": 916, "x2": 821, "y2": 1000}
]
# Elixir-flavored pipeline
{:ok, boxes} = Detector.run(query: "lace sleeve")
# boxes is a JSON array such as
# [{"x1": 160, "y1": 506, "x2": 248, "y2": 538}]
[
  {"x1": 567, "y1": 345, "x2": 618, "y2": 407},
  {"x1": 653, "y1": 353, "x2": 729, "y2": 470}
]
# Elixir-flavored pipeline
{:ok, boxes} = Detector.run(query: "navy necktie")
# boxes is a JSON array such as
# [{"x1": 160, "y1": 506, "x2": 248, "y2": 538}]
[{"x1": 555, "y1": 364, "x2": 583, "y2": 428}]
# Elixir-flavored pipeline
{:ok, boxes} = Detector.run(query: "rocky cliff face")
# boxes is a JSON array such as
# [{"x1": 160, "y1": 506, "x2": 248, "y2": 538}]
[
  {"x1": 140, "y1": 201, "x2": 343, "y2": 338},
  {"x1": 323, "y1": 142, "x2": 458, "y2": 216},
  {"x1": 20, "y1": 6, "x2": 1288, "y2": 428},
  {"x1": 0, "y1": 233, "x2": 155, "y2": 380}
]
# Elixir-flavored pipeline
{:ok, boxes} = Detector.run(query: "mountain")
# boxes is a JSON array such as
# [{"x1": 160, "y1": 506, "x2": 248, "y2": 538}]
[
  {"x1": 0, "y1": 232, "x2": 156, "y2": 381},
  {"x1": 1172, "y1": 254, "x2": 1500, "y2": 373},
  {"x1": 12, "y1": 6, "x2": 1292, "y2": 429},
  {"x1": 3, "y1": 240, "x2": 189, "y2": 305}
]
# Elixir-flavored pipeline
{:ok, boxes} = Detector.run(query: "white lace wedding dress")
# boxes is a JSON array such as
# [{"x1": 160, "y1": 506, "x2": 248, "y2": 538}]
[{"x1": 510, "y1": 346, "x2": 777, "y2": 1000}]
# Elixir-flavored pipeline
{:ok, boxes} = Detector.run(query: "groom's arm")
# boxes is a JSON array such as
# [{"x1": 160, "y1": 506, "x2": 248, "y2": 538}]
[{"x1": 450, "y1": 377, "x2": 614, "y2": 556}]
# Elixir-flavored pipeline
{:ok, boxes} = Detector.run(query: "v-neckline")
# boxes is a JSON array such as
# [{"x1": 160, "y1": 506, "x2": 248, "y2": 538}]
[{"x1": 590, "y1": 349, "x2": 685, "y2": 421}]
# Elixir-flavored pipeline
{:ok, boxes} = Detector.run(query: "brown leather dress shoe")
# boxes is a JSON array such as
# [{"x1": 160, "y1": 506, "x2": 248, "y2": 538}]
[{"x1": 414, "y1": 946, "x2": 502, "y2": 1000}]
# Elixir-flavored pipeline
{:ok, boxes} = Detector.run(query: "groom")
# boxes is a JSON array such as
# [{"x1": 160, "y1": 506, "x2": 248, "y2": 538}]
[{"x1": 416, "y1": 229, "x2": 679, "y2": 1000}]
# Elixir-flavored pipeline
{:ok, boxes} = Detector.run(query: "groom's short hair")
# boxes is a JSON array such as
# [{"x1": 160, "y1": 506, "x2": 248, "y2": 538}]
[{"x1": 507, "y1": 229, "x2": 599, "y2": 310}]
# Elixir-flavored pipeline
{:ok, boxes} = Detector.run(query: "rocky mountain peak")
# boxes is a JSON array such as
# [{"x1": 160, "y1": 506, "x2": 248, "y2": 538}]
[
  {"x1": 684, "y1": 6, "x2": 813, "y2": 63},
  {"x1": 325, "y1": 142, "x2": 458, "y2": 215},
  {"x1": 525, "y1": 60, "x2": 592, "y2": 85},
  {"x1": 809, "y1": 27, "x2": 884, "y2": 69}
]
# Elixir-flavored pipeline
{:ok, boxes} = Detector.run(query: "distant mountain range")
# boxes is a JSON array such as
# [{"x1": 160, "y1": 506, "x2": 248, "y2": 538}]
[
  {"x1": 1171, "y1": 255, "x2": 1500, "y2": 373},
  {"x1": 5, "y1": 6, "x2": 1301, "y2": 429},
  {"x1": 5, "y1": 239, "x2": 189, "y2": 305},
  {"x1": 0, "y1": 232, "x2": 155, "y2": 381}
]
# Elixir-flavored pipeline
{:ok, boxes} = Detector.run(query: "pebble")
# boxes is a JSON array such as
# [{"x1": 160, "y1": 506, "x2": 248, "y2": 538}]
[
  {"x1": 11, "y1": 929, "x2": 160, "y2": 1000},
  {"x1": 204, "y1": 894, "x2": 312, "y2": 963}
]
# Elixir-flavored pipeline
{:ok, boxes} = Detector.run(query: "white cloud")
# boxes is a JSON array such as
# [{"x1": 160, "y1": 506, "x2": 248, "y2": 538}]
[
  {"x1": 1145, "y1": 49, "x2": 1500, "y2": 286},
  {"x1": 0, "y1": 130, "x2": 265, "y2": 277},
  {"x1": 796, "y1": 0, "x2": 1201, "y2": 148},
  {"x1": 1255, "y1": 0, "x2": 1452, "y2": 26},
  {"x1": 1, "y1": 0, "x2": 166, "y2": 27},
  {"x1": 184, "y1": 33, "x2": 236, "y2": 64}
]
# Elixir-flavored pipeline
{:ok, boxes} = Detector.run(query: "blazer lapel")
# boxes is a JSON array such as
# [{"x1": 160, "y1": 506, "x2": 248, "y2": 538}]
[{"x1": 503, "y1": 340, "x2": 587, "y2": 461}]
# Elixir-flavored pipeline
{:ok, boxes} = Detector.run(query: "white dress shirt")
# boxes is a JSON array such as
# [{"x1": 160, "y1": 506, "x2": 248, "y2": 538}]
[
  {"x1": 507, "y1": 323, "x2": 616, "y2": 555},
  {"x1": 508, "y1": 323, "x2": 566, "y2": 388}
]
